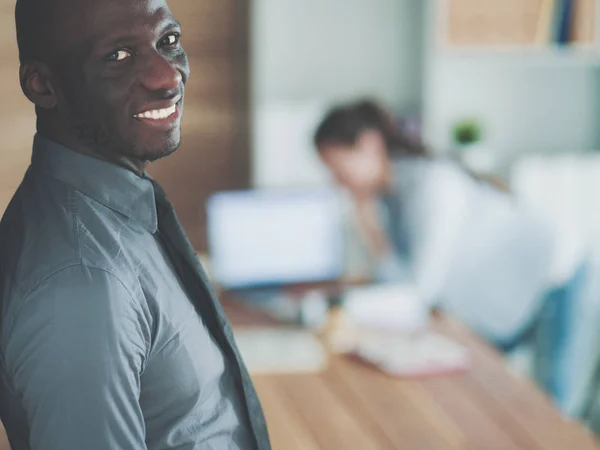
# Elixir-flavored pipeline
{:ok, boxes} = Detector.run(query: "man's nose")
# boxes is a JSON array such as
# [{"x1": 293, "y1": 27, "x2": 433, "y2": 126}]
[{"x1": 140, "y1": 53, "x2": 183, "y2": 92}]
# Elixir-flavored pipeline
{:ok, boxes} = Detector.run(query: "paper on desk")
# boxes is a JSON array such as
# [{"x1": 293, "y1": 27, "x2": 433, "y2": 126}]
[
  {"x1": 354, "y1": 331, "x2": 470, "y2": 378},
  {"x1": 234, "y1": 328, "x2": 328, "y2": 375},
  {"x1": 343, "y1": 284, "x2": 429, "y2": 333}
]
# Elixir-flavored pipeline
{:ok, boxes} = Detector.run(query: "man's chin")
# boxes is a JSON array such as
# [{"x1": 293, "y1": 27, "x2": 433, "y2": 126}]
[
  {"x1": 141, "y1": 134, "x2": 181, "y2": 163},
  {"x1": 146, "y1": 143, "x2": 180, "y2": 162}
]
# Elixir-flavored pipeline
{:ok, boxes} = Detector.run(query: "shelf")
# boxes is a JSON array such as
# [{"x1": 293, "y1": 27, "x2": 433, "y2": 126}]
[{"x1": 435, "y1": 44, "x2": 600, "y2": 67}]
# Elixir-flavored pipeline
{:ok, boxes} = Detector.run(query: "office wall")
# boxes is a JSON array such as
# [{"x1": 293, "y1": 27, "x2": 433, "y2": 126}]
[
  {"x1": 425, "y1": 60, "x2": 600, "y2": 156},
  {"x1": 251, "y1": 0, "x2": 426, "y2": 187},
  {"x1": 252, "y1": 0, "x2": 425, "y2": 107}
]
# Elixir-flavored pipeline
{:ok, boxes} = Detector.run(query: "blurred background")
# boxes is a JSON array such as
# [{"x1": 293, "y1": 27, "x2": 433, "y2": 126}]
[
  {"x1": 2, "y1": 0, "x2": 599, "y2": 253},
  {"x1": 3, "y1": 0, "x2": 600, "y2": 447}
]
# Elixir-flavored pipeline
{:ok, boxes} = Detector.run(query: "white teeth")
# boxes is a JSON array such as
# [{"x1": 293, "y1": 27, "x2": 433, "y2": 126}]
[{"x1": 135, "y1": 104, "x2": 177, "y2": 120}]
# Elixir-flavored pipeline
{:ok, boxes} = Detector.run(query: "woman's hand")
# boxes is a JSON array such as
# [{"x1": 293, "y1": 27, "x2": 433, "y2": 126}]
[{"x1": 353, "y1": 196, "x2": 392, "y2": 258}]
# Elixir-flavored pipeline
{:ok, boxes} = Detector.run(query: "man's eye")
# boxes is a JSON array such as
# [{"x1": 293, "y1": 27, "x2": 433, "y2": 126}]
[
  {"x1": 106, "y1": 50, "x2": 131, "y2": 62},
  {"x1": 161, "y1": 33, "x2": 181, "y2": 46}
]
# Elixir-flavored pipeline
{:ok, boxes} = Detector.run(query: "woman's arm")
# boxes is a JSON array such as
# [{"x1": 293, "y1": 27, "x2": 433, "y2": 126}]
[
  {"x1": 353, "y1": 196, "x2": 391, "y2": 258},
  {"x1": 352, "y1": 196, "x2": 413, "y2": 282}
]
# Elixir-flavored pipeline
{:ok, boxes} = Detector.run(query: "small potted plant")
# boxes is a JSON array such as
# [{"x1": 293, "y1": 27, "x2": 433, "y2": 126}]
[
  {"x1": 453, "y1": 119, "x2": 482, "y2": 150},
  {"x1": 451, "y1": 119, "x2": 494, "y2": 172}
]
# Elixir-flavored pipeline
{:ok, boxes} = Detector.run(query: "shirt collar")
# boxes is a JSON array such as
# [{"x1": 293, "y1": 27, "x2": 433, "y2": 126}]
[{"x1": 31, "y1": 134, "x2": 158, "y2": 233}]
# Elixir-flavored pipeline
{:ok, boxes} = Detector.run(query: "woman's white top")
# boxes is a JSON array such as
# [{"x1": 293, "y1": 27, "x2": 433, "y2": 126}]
[{"x1": 356, "y1": 157, "x2": 560, "y2": 342}]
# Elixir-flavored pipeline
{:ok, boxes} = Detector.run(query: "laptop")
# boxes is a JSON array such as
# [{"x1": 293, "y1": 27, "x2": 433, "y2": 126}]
[{"x1": 206, "y1": 188, "x2": 344, "y2": 293}]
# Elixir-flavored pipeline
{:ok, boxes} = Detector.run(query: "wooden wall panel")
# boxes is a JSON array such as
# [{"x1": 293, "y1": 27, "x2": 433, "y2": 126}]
[
  {"x1": 0, "y1": 2, "x2": 37, "y2": 217},
  {"x1": 0, "y1": 0, "x2": 251, "y2": 252}
]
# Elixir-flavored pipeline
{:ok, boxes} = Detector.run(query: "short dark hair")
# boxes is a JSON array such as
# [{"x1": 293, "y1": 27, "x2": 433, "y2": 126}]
[
  {"x1": 314, "y1": 99, "x2": 427, "y2": 157},
  {"x1": 15, "y1": 0, "x2": 50, "y2": 64}
]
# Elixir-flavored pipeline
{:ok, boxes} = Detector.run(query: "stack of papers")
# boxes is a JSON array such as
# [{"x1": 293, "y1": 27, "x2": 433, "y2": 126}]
[
  {"x1": 354, "y1": 331, "x2": 470, "y2": 378},
  {"x1": 343, "y1": 284, "x2": 430, "y2": 333}
]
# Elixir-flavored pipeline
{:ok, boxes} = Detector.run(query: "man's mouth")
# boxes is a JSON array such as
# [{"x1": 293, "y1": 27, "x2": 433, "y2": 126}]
[
  {"x1": 133, "y1": 94, "x2": 182, "y2": 121},
  {"x1": 134, "y1": 104, "x2": 177, "y2": 120}
]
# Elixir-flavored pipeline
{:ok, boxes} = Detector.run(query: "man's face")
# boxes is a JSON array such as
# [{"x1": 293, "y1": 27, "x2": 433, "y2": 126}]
[{"x1": 50, "y1": 0, "x2": 190, "y2": 162}]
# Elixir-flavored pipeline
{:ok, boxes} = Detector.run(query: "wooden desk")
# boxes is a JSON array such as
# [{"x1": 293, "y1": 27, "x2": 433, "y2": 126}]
[{"x1": 225, "y1": 301, "x2": 600, "y2": 450}]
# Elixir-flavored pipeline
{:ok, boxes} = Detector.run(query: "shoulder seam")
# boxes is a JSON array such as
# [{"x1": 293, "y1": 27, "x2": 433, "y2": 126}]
[
  {"x1": 69, "y1": 188, "x2": 82, "y2": 261},
  {"x1": 63, "y1": 265, "x2": 152, "y2": 371},
  {"x1": 11, "y1": 263, "x2": 151, "y2": 367}
]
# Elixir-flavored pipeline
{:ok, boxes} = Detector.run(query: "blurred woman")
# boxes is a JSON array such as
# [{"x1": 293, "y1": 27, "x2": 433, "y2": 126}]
[{"x1": 314, "y1": 99, "x2": 592, "y2": 411}]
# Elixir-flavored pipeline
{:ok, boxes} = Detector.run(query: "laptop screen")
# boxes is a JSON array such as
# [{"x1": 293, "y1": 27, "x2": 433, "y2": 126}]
[{"x1": 207, "y1": 189, "x2": 344, "y2": 289}]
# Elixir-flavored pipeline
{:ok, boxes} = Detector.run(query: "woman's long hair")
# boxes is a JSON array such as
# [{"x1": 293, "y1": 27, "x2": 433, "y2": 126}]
[{"x1": 313, "y1": 99, "x2": 428, "y2": 157}]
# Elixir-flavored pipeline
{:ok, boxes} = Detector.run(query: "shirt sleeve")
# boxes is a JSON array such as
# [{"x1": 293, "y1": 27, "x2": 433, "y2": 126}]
[
  {"x1": 405, "y1": 163, "x2": 472, "y2": 307},
  {"x1": 4, "y1": 265, "x2": 150, "y2": 450}
]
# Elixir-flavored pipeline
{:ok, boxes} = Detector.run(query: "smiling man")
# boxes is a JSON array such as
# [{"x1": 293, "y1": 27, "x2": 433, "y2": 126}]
[{"x1": 0, "y1": 1, "x2": 270, "y2": 449}]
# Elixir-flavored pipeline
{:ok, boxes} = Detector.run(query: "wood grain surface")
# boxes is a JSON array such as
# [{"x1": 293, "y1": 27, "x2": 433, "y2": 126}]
[{"x1": 225, "y1": 301, "x2": 600, "y2": 450}]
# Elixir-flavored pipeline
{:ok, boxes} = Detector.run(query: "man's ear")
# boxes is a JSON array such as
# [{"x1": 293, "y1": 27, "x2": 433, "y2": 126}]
[{"x1": 19, "y1": 62, "x2": 58, "y2": 110}]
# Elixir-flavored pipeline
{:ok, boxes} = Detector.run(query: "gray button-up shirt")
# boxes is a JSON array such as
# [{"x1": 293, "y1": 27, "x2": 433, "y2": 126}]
[{"x1": 0, "y1": 135, "x2": 270, "y2": 450}]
